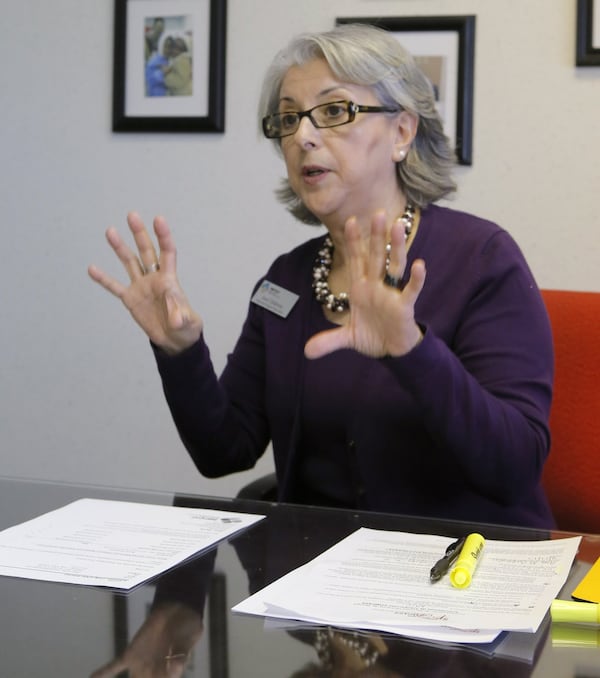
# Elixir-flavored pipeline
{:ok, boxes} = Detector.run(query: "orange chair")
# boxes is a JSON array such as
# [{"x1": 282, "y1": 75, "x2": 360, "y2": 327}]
[{"x1": 541, "y1": 289, "x2": 600, "y2": 535}]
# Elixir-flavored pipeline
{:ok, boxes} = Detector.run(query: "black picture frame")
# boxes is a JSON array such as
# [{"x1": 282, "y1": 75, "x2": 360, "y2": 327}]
[
  {"x1": 576, "y1": 0, "x2": 600, "y2": 66},
  {"x1": 112, "y1": 0, "x2": 227, "y2": 133},
  {"x1": 336, "y1": 15, "x2": 476, "y2": 165}
]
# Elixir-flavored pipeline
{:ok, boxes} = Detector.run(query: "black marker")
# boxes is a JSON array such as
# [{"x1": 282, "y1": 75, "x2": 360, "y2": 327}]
[{"x1": 429, "y1": 536, "x2": 466, "y2": 583}]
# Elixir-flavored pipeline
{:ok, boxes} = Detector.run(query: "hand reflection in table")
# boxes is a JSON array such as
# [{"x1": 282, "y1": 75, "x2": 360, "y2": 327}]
[
  {"x1": 90, "y1": 602, "x2": 203, "y2": 678},
  {"x1": 90, "y1": 550, "x2": 215, "y2": 678}
]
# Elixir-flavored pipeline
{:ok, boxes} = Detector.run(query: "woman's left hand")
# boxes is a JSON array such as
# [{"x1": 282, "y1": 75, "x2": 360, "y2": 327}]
[{"x1": 305, "y1": 211, "x2": 426, "y2": 359}]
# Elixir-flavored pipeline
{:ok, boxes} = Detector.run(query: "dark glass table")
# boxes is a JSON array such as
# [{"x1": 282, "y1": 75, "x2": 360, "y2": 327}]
[{"x1": 0, "y1": 476, "x2": 599, "y2": 677}]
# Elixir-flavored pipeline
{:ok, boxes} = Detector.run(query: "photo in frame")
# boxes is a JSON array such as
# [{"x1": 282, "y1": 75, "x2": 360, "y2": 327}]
[
  {"x1": 336, "y1": 16, "x2": 476, "y2": 165},
  {"x1": 112, "y1": 0, "x2": 227, "y2": 132},
  {"x1": 576, "y1": 0, "x2": 600, "y2": 66}
]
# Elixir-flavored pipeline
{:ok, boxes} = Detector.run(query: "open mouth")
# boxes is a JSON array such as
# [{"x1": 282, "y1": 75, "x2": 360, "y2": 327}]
[{"x1": 303, "y1": 166, "x2": 327, "y2": 177}]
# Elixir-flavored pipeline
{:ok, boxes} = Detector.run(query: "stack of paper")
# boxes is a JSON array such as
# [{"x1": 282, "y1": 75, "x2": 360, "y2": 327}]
[
  {"x1": 233, "y1": 527, "x2": 581, "y2": 644},
  {"x1": 0, "y1": 498, "x2": 265, "y2": 590}
]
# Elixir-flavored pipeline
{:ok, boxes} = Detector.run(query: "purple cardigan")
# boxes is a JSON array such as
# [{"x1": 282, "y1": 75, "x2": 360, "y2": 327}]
[{"x1": 154, "y1": 205, "x2": 555, "y2": 528}]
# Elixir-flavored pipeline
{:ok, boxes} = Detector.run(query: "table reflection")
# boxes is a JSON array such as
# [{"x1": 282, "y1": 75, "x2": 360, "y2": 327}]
[
  {"x1": 93, "y1": 550, "x2": 219, "y2": 678},
  {"x1": 102, "y1": 500, "x2": 548, "y2": 677}
]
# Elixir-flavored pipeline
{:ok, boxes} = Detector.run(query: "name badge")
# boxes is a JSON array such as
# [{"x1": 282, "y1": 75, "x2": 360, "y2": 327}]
[{"x1": 251, "y1": 280, "x2": 299, "y2": 318}]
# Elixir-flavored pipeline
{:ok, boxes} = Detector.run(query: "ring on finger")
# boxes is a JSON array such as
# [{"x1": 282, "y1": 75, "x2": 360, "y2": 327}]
[
  {"x1": 143, "y1": 262, "x2": 160, "y2": 275},
  {"x1": 383, "y1": 272, "x2": 403, "y2": 289}
]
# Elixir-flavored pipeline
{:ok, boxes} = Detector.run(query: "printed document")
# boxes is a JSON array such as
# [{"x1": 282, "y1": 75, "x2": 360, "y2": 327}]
[
  {"x1": 0, "y1": 498, "x2": 264, "y2": 589},
  {"x1": 233, "y1": 527, "x2": 580, "y2": 644}
]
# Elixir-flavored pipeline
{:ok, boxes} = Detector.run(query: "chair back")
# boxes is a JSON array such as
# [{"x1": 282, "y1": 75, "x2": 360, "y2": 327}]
[{"x1": 541, "y1": 289, "x2": 600, "y2": 534}]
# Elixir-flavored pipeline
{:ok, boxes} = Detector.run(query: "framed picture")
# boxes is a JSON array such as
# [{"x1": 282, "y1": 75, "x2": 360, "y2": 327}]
[
  {"x1": 576, "y1": 0, "x2": 600, "y2": 66},
  {"x1": 336, "y1": 16, "x2": 476, "y2": 165},
  {"x1": 112, "y1": 0, "x2": 227, "y2": 132}
]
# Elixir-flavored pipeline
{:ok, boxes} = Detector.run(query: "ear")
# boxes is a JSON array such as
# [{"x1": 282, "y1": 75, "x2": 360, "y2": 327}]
[{"x1": 392, "y1": 110, "x2": 418, "y2": 162}]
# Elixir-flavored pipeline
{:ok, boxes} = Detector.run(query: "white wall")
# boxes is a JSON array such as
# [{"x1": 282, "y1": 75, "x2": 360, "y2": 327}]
[{"x1": 1, "y1": 0, "x2": 598, "y2": 497}]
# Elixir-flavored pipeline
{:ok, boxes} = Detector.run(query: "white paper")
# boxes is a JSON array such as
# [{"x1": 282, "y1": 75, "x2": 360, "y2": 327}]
[
  {"x1": 0, "y1": 498, "x2": 264, "y2": 589},
  {"x1": 233, "y1": 527, "x2": 580, "y2": 644}
]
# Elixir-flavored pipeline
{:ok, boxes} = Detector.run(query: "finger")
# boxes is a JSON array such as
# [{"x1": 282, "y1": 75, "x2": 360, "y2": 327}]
[
  {"x1": 128, "y1": 211, "x2": 160, "y2": 272},
  {"x1": 105, "y1": 226, "x2": 145, "y2": 280},
  {"x1": 87, "y1": 264, "x2": 127, "y2": 299},
  {"x1": 165, "y1": 291, "x2": 191, "y2": 330},
  {"x1": 386, "y1": 217, "x2": 408, "y2": 279},
  {"x1": 165, "y1": 656, "x2": 190, "y2": 678},
  {"x1": 304, "y1": 327, "x2": 350, "y2": 359},
  {"x1": 89, "y1": 655, "x2": 127, "y2": 678},
  {"x1": 343, "y1": 217, "x2": 369, "y2": 286},
  {"x1": 153, "y1": 215, "x2": 177, "y2": 275},
  {"x1": 367, "y1": 210, "x2": 388, "y2": 283},
  {"x1": 403, "y1": 259, "x2": 427, "y2": 305}
]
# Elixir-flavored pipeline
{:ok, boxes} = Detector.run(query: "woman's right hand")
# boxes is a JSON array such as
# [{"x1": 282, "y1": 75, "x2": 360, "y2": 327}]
[
  {"x1": 89, "y1": 601, "x2": 203, "y2": 678},
  {"x1": 88, "y1": 212, "x2": 202, "y2": 355}
]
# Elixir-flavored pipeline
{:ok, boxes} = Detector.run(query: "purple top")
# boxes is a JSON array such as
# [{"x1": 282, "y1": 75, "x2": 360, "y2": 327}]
[{"x1": 154, "y1": 205, "x2": 555, "y2": 528}]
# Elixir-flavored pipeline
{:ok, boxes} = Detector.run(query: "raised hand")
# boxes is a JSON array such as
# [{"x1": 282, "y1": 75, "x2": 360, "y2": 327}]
[
  {"x1": 304, "y1": 210, "x2": 426, "y2": 359},
  {"x1": 88, "y1": 212, "x2": 202, "y2": 355}
]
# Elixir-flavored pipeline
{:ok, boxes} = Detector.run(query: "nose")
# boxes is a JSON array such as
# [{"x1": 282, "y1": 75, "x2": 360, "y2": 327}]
[{"x1": 292, "y1": 114, "x2": 321, "y2": 148}]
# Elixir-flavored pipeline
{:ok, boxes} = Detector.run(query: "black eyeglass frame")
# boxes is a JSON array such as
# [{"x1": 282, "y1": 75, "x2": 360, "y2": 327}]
[{"x1": 262, "y1": 99, "x2": 400, "y2": 139}]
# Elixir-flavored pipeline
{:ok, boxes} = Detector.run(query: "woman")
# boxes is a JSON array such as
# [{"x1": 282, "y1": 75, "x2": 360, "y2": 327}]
[
  {"x1": 88, "y1": 24, "x2": 554, "y2": 528},
  {"x1": 164, "y1": 36, "x2": 192, "y2": 96}
]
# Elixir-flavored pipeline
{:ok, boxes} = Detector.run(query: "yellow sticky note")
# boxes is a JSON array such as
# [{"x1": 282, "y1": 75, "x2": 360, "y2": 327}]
[{"x1": 572, "y1": 557, "x2": 600, "y2": 604}]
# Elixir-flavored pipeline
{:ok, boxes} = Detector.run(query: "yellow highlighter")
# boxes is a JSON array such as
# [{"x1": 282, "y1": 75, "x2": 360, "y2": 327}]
[
  {"x1": 449, "y1": 532, "x2": 485, "y2": 589},
  {"x1": 551, "y1": 599, "x2": 600, "y2": 624}
]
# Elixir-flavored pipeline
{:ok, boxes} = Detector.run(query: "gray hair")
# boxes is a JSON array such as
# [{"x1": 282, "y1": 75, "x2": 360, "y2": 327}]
[{"x1": 259, "y1": 23, "x2": 457, "y2": 225}]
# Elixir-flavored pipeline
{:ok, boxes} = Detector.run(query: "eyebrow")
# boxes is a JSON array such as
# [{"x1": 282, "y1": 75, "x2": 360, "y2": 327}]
[{"x1": 278, "y1": 85, "x2": 348, "y2": 106}]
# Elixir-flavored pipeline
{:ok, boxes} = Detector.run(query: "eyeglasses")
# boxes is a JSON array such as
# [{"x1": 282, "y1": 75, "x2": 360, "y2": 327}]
[{"x1": 262, "y1": 99, "x2": 400, "y2": 139}]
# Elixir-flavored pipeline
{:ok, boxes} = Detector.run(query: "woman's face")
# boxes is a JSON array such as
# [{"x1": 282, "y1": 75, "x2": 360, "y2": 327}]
[{"x1": 278, "y1": 58, "x2": 411, "y2": 229}]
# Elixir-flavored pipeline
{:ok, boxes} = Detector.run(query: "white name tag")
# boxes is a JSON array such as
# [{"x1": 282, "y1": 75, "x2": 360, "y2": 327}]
[{"x1": 251, "y1": 280, "x2": 299, "y2": 318}]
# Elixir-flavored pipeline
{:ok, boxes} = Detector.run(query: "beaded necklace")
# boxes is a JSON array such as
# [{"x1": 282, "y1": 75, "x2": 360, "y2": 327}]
[
  {"x1": 314, "y1": 628, "x2": 381, "y2": 669},
  {"x1": 312, "y1": 202, "x2": 416, "y2": 312}
]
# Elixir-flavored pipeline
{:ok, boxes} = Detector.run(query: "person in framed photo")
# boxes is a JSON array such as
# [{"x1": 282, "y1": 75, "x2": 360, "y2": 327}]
[
  {"x1": 89, "y1": 23, "x2": 555, "y2": 529},
  {"x1": 164, "y1": 35, "x2": 193, "y2": 96},
  {"x1": 145, "y1": 35, "x2": 174, "y2": 97},
  {"x1": 144, "y1": 16, "x2": 165, "y2": 61}
]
